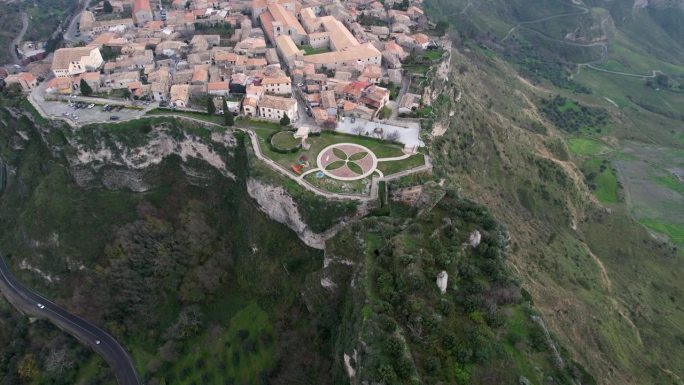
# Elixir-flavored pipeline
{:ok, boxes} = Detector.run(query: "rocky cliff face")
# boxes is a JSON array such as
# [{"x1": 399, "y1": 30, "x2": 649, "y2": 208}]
[
  {"x1": 246, "y1": 179, "x2": 328, "y2": 249},
  {"x1": 57, "y1": 122, "x2": 237, "y2": 191}
]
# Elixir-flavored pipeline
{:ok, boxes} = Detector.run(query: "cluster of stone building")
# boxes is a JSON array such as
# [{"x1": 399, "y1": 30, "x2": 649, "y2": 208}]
[{"x1": 2, "y1": 0, "x2": 435, "y2": 124}]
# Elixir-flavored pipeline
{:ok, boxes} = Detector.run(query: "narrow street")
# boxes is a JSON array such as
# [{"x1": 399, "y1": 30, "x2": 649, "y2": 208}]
[{"x1": 9, "y1": 12, "x2": 29, "y2": 65}]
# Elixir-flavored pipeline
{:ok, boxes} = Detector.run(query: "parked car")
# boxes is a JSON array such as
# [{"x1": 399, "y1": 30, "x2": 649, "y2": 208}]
[
  {"x1": 110, "y1": 116, "x2": 120, "y2": 121},
  {"x1": 87, "y1": 104, "x2": 95, "y2": 109}
]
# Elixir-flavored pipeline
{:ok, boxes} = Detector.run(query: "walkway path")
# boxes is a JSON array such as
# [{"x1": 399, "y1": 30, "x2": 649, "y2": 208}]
[
  {"x1": 377, "y1": 153, "x2": 413, "y2": 162},
  {"x1": 25, "y1": 95, "x2": 431, "y2": 201},
  {"x1": 501, "y1": 4, "x2": 590, "y2": 42}
]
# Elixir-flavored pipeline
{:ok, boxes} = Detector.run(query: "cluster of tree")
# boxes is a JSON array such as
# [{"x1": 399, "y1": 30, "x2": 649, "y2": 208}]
[
  {"x1": 503, "y1": 38, "x2": 591, "y2": 94},
  {"x1": 358, "y1": 12, "x2": 388, "y2": 27},
  {"x1": 89, "y1": 202, "x2": 233, "y2": 335},
  {"x1": 391, "y1": 0, "x2": 410, "y2": 11},
  {"x1": 337, "y1": 191, "x2": 595, "y2": 384},
  {"x1": 0, "y1": 306, "x2": 113, "y2": 385},
  {"x1": 539, "y1": 95, "x2": 609, "y2": 133},
  {"x1": 646, "y1": 73, "x2": 684, "y2": 91}
]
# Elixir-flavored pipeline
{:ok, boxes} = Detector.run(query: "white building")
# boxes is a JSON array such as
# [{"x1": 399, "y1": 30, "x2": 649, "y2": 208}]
[
  {"x1": 257, "y1": 95, "x2": 298, "y2": 122},
  {"x1": 51, "y1": 47, "x2": 104, "y2": 78},
  {"x1": 262, "y1": 75, "x2": 292, "y2": 95}
]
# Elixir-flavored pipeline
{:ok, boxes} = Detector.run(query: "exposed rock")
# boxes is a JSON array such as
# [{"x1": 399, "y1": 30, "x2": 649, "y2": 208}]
[
  {"x1": 320, "y1": 276, "x2": 336, "y2": 290},
  {"x1": 70, "y1": 124, "x2": 235, "y2": 180},
  {"x1": 20, "y1": 260, "x2": 58, "y2": 283},
  {"x1": 436, "y1": 270, "x2": 448, "y2": 294},
  {"x1": 469, "y1": 230, "x2": 481, "y2": 248},
  {"x1": 343, "y1": 350, "x2": 357, "y2": 379},
  {"x1": 246, "y1": 179, "x2": 326, "y2": 249},
  {"x1": 102, "y1": 168, "x2": 150, "y2": 192},
  {"x1": 70, "y1": 166, "x2": 97, "y2": 188}
]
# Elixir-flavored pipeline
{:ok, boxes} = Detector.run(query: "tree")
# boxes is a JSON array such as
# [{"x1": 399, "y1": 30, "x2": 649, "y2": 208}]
[
  {"x1": 79, "y1": 78, "x2": 93, "y2": 96},
  {"x1": 223, "y1": 98, "x2": 234, "y2": 126},
  {"x1": 280, "y1": 113, "x2": 290, "y2": 126},
  {"x1": 378, "y1": 105, "x2": 392, "y2": 120},
  {"x1": 103, "y1": 0, "x2": 113, "y2": 13},
  {"x1": 18, "y1": 354, "x2": 39, "y2": 382},
  {"x1": 207, "y1": 97, "x2": 216, "y2": 115}
]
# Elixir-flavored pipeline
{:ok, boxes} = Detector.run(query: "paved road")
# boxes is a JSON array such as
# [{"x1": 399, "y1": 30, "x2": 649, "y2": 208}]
[
  {"x1": 0, "y1": 255, "x2": 141, "y2": 385},
  {"x1": 8, "y1": 12, "x2": 29, "y2": 65}
]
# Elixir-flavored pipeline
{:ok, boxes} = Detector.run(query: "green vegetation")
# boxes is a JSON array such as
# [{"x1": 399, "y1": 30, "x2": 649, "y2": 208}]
[
  {"x1": 0, "y1": 101, "x2": 333, "y2": 385},
  {"x1": 79, "y1": 79, "x2": 93, "y2": 96},
  {"x1": 24, "y1": 0, "x2": 78, "y2": 43},
  {"x1": 327, "y1": 191, "x2": 595, "y2": 384},
  {"x1": 206, "y1": 97, "x2": 216, "y2": 115},
  {"x1": 640, "y1": 218, "x2": 684, "y2": 245},
  {"x1": 651, "y1": 173, "x2": 684, "y2": 195},
  {"x1": 270, "y1": 130, "x2": 300, "y2": 151},
  {"x1": 580, "y1": 158, "x2": 619, "y2": 203},
  {"x1": 423, "y1": 49, "x2": 445, "y2": 61},
  {"x1": 252, "y1": 126, "x2": 404, "y2": 177},
  {"x1": 192, "y1": 22, "x2": 234, "y2": 38},
  {"x1": 146, "y1": 108, "x2": 225, "y2": 125},
  {"x1": 279, "y1": 113, "x2": 290, "y2": 127},
  {"x1": 539, "y1": 96, "x2": 610, "y2": 134},
  {"x1": 567, "y1": 138, "x2": 608, "y2": 156},
  {"x1": 376, "y1": 153, "x2": 426, "y2": 175},
  {"x1": 0, "y1": 3, "x2": 24, "y2": 64},
  {"x1": 301, "y1": 44, "x2": 330, "y2": 55},
  {"x1": 223, "y1": 99, "x2": 234, "y2": 126}
]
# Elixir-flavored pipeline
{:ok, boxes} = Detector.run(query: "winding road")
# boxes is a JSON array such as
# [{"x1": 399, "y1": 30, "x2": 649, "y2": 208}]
[
  {"x1": 0, "y1": 255, "x2": 141, "y2": 385},
  {"x1": 8, "y1": 12, "x2": 29, "y2": 65}
]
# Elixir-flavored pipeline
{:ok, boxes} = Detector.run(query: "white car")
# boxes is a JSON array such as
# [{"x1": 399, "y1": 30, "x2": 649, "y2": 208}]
[
  {"x1": 95, "y1": 340, "x2": 101, "y2": 345},
  {"x1": 87, "y1": 104, "x2": 95, "y2": 109},
  {"x1": 37, "y1": 303, "x2": 45, "y2": 309}
]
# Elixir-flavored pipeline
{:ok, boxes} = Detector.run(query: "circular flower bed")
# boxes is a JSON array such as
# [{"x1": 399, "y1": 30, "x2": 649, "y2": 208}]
[{"x1": 316, "y1": 143, "x2": 378, "y2": 181}]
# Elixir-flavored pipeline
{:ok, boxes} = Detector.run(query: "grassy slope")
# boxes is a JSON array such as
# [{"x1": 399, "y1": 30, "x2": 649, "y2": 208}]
[{"x1": 418, "y1": 2, "x2": 684, "y2": 381}]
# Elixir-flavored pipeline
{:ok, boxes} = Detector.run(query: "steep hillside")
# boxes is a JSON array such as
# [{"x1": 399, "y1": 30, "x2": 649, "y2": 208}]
[{"x1": 418, "y1": 0, "x2": 684, "y2": 383}]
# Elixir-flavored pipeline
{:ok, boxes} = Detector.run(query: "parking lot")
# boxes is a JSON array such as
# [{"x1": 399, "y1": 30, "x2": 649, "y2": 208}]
[
  {"x1": 30, "y1": 85, "x2": 150, "y2": 126},
  {"x1": 35, "y1": 99, "x2": 147, "y2": 125}
]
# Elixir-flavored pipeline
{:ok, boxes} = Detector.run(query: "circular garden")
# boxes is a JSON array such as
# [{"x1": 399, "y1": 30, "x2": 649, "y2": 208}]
[
  {"x1": 270, "y1": 130, "x2": 301, "y2": 152},
  {"x1": 316, "y1": 143, "x2": 378, "y2": 181}
]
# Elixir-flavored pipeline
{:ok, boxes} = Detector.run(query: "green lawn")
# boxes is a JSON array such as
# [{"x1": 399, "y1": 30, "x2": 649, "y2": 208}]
[
  {"x1": 252, "y1": 128, "x2": 404, "y2": 174},
  {"x1": 423, "y1": 49, "x2": 445, "y2": 61},
  {"x1": 377, "y1": 153, "x2": 426, "y2": 175},
  {"x1": 146, "y1": 108, "x2": 225, "y2": 125},
  {"x1": 301, "y1": 45, "x2": 331, "y2": 55},
  {"x1": 304, "y1": 173, "x2": 371, "y2": 195},
  {"x1": 651, "y1": 173, "x2": 684, "y2": 195},
  {"x1": 640, "y1": 218, "x2": 684, "y2": 245},
  {"x1": 568, "y1": 138, "x2": 608, "y2": 156},
  {"x1": 271, "y1": 131, "x2": 300, "y2": 150},
  {"x1": 404, "y1": 64, "x2": 431, "y2": 75},
  {"x1": 582, "y1": 158, "x2": 619, "y2": 203}
]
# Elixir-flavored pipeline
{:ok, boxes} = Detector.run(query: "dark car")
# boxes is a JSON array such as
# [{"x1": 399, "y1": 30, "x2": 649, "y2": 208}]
[{"x1": 110, "y1": 116, "x2": 120, "y2": 121}]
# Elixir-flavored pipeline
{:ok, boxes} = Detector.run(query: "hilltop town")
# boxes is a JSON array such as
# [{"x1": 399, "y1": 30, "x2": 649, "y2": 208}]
[{"x1": 1, "y1": 0, "x2": 445, "y2": 139}]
